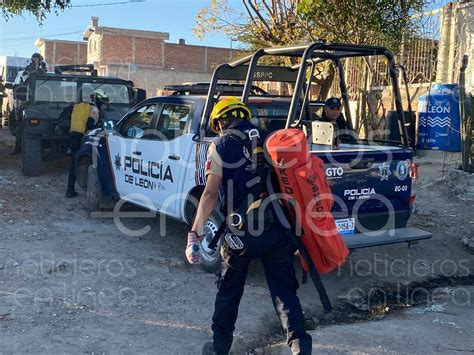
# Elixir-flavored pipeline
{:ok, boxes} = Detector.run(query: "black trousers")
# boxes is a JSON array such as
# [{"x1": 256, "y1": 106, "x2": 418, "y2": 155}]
[
  {"x1": 212, "y1": 224, "x2": 312, "y2": 354},
  {"x1": 67, "y1": 132, "x2": 84, "y2": 189}
]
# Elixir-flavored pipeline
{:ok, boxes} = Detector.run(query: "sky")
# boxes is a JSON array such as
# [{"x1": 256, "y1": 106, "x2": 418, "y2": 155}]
[
  {"x1": 0, "y1": 0, "x2": 451, "y2": 59},
  {"x1": 0, "y1": 0, "x2": 243, "y2": 58}
]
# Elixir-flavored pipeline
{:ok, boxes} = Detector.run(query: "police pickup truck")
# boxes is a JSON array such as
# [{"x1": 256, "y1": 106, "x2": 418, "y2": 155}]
[{"x1": 79, "y1": 43, "x2": 431, "y2": 273}]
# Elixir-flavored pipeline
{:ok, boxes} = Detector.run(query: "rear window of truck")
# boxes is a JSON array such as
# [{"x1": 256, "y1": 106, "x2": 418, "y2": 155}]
[
  {"x1": 81, "y1": 83, "x2": 131, "y2": 104},
  {"x1": 34, "y1": 80, "x2": 78, "y2": 103}
]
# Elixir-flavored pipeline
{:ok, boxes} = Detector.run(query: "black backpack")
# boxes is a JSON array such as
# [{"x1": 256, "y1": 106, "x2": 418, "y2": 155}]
[{"x1": 209, "y1": 127, "x2": 291, "y2": 241}]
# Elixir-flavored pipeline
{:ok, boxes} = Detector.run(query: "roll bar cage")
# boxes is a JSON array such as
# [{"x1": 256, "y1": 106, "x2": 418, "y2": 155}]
[{"x1": 200, "y1": 42, "x2": 409, "y2": 146}]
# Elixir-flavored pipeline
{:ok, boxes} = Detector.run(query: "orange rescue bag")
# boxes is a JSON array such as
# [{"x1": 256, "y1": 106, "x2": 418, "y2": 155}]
[{"x1": 265, "y1": 128, "x2": 349, "y2": 273}]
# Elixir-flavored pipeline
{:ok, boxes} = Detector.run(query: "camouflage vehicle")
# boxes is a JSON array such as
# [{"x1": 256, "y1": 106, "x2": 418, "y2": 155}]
[{"x1": 11, "y1": 65, "x2": 145, "y2": 176}]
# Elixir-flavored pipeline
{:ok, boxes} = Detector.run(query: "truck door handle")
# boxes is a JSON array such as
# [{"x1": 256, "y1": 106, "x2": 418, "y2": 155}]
[
  {"x1": 132, "y1": 151, "x2": 142, "y2": 156},
  {"x1": 168, "y1": 155, "x2": 180, "y2": 160}
]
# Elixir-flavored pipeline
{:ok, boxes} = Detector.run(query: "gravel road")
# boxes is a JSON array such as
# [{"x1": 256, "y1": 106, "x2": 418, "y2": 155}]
[{"x1": 0, "y1": 128, "x2": 472, "y2": 354}]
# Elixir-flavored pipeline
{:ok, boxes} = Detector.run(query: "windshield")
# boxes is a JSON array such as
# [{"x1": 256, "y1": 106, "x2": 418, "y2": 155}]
[
  {"x1": 81, "y1": 83, "x2": 131, "y2": 104},
  {"x1": 34, "y1": 80, "x2": 77, "y2": 103}
]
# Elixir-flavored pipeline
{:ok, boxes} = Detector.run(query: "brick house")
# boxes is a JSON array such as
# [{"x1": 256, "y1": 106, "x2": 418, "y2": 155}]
[
  {"x1": 34, "y1": 38, "x2": 87, "y2": 70},
  {"x1": 81, "y1": 16, "x2": 236, "y2": 94},
  {"x1": 34, "y1": 17, "x2": 236, "y2": 94}
]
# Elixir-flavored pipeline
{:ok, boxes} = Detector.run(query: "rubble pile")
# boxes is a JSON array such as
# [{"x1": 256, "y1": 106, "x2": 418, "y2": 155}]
[{"x1": 447, "y1": 168, "x2": 474, "y2": 201}]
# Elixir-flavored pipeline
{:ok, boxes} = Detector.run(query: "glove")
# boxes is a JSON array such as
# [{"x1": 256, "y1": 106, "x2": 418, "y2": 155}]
[{"x1": 185, "y1": 231, "x2": 203, "y2": 264}]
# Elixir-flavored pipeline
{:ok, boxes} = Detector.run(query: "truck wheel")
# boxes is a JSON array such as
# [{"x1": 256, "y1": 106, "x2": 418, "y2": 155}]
[
  {"x1": 77, "y1": 157, "x2": 91, "y2": 189},
  {"x1": 21, "y1": 137, "x2": 42, "y2": 176},
  {"x1": 8, "y1": 111, "x2": 16, "y2": 136},
  {"x1": 200, "y1": 209, "x2": 224, "y2": 275},
  {"x1": 86, "y1": 165, "x2": 101, "y2": 214}
]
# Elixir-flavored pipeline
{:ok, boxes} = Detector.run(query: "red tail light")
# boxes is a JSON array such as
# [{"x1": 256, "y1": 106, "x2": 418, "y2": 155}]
[{"x1": 409, "y1": 163, "x2": 418, "y2": 205}]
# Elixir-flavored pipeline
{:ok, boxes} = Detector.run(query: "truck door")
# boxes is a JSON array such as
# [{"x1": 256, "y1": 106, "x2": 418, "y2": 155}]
[
  {"x1": 107, "y1": 103, "x2": 158, "y2": 202},
  {"x1": 143, "y1": 101, "x2": 194, "y2": 217}
]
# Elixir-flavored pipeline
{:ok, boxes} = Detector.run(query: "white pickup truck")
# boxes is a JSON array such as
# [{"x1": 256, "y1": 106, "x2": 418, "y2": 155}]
[{"x1": 77, "y1": 43, "x2": 431, "y2": 273}]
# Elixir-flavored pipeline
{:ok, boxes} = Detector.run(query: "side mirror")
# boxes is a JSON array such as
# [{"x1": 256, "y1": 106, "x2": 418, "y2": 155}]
[
  {"x1": 134, "y1": 88, "x2": 146, "y2": 104},
  {"x1": 13, "y1": 84, "x2": 28, "y2": 101},
  {"x1": 101, "y1": 120, "x2": 115, "y2": 131}
]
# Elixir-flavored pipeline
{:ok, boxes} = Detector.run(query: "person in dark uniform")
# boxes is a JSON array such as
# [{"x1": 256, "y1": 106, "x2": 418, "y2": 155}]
[
  {"x1": 185, "y1": 97, "x2": 312, "y2": 355},
  {"x1": 25, "y1": 53, "x2": 47, "y2": 75},
  {"x1": 319, "y1": 97, "x2": 356, "y2": 143},
  {"x1": 65, "y1": 90, "x2": 109, "y2": 198},
  {"x1": 9, "y1": 53, "x2": 48, "y2": 155}
]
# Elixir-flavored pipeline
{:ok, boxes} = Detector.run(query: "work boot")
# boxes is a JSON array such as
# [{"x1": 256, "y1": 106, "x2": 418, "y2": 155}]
[
  {"x1": 65, "y1": 187, "x2": 78, "y2": 198},
  {"x1": 202, "y1": 342, "x2": 229, "y2": 355}
]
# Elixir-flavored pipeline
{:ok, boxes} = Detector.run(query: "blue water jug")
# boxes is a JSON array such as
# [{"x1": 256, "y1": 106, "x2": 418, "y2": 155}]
[{"x1": 417, "y1": 84, "x2": 461, "y2": 151}]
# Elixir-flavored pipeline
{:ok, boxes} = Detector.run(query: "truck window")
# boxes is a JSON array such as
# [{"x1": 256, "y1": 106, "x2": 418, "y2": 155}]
[
  {"x1": 34, "y1": 80, "x2": 77, "y2": 103},
  {"x1": 249, "y1": 103, "x2": 291, "y2": 132},
  {"x1": 156, "y1": 103, "x2": 191, "y2": 140},
  {"x1": 119, "y1": 104, "x2": 156, "y2": 139},
  {"x1": 204, "y1": 102, "x2": 291, "y2": 138},
  {"x1": 6, "y1": 66, "x2": 23, "y2": 83},
  {"x1": 81, "y1": 83, "x2": 131, "y2": 104}
]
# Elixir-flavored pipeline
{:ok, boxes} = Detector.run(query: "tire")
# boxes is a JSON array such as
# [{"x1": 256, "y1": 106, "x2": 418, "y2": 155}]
[
  {"x1": 86, "y1": 165, "x2": 101, "y2": 214},
  {"x1": 21, "y1": 136, "x2": 42, "y2": 176},
  {"x1": 8, "y1": 111, "x2": 16, "y2": 136},
  {"x1": 77, "y1": 157, "x2": 91, "y2": 189},
  {"x1": 199, "y1": 209, "x2": 224, "y2": 274}
]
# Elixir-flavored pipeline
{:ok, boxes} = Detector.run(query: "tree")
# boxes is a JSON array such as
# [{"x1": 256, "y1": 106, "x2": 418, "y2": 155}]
[
  {"x1": 297, "y1": 0, "x2": 426, "y2": 52},
  {"x1": 194, "y1": 1, "x2": 310, "y2": 50},
  {"x1": 1, "y1": 0, "x2": 71, "y2": 22},
  {"x1": 194, "y1": 1, "x2": 321, "y2": 91},
  {"x1": 194, "y1": 0, "x2": 427, "y2": 97},
  {"x1": 195, "y1": 0, "x2": 426, "y2": 53}
]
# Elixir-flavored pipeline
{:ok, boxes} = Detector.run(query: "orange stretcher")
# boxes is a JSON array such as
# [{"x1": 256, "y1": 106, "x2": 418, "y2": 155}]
[{"x1": 265, "y1": 128, "x2": 349, "y2": 274}]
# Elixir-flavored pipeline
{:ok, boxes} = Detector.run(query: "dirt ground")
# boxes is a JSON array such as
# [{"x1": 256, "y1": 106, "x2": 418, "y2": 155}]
[{"x1": 0, "y1": 127, "x2": 473, "y2": 354}]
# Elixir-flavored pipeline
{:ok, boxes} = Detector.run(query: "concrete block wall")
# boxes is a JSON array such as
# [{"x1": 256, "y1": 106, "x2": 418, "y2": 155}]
[
  {"x1": 107, "y1": 64, "x2": 211, "y2": 95},
  {"x1": 97, "y1": 34, "x2": 233, "y2": 74}
]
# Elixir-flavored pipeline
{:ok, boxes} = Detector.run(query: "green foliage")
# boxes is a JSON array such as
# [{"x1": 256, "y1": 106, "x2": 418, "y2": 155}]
[
  {"x1": 297, "y1": 0, "x2": 426, "y2": 51},
  {"x1": 1, "y1": 0, "x2": 71, "y2": 22},
  {"x1": 194, "y1": 0, "x2": 310, "y2": 49},
  {"x1": 194, "y1": 0, "x2": 428, "y2": 98},
  {"x1": 195, "y1": 0, "x2": 427, "y2": 52}
]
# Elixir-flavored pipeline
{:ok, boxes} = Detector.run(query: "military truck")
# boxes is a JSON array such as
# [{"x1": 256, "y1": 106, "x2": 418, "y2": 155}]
[{"x1": 11, "y1": 64, "x2": 146, "y2": 176}]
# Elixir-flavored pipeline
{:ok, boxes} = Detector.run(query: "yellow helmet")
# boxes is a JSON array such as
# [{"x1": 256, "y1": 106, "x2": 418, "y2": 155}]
[{"x1": 210, "y1": 96, "x2": 251, "y2": 133}]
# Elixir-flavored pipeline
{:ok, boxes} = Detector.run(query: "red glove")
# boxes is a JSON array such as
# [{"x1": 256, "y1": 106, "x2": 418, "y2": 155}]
[{"x1": 185, "y1": 231, "x2": 203, "y2": 264}]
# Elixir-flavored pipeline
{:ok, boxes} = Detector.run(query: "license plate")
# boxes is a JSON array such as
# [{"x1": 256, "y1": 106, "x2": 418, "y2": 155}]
[{"x1": 335, "y1": 218, "x2": 355, "y2": 235}]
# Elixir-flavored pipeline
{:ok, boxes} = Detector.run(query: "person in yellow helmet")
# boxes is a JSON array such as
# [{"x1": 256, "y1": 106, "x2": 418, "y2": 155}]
[
  {"x1": 65, "y1": 89, "x2": 109, "y2": 198},
  {"x1": 186, "y1": 97, "x2": 312, "y2": 355}
]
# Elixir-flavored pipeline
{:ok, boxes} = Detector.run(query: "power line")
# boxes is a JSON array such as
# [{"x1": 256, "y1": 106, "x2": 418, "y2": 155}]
[
  {"x1": 0, "y1": 39, "x2": 39, "y2": 50},
  {"x1": 0, "y1": 30, "x2": 83, "y2": 43},
  {"x1": 73, "y1": 0, "x2": 146, "y2": 7}
]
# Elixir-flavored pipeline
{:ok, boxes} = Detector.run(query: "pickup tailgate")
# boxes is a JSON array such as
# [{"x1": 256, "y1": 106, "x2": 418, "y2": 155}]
[{"x1": 313, "y1": 143, "x2": 431, "y2": 248}]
